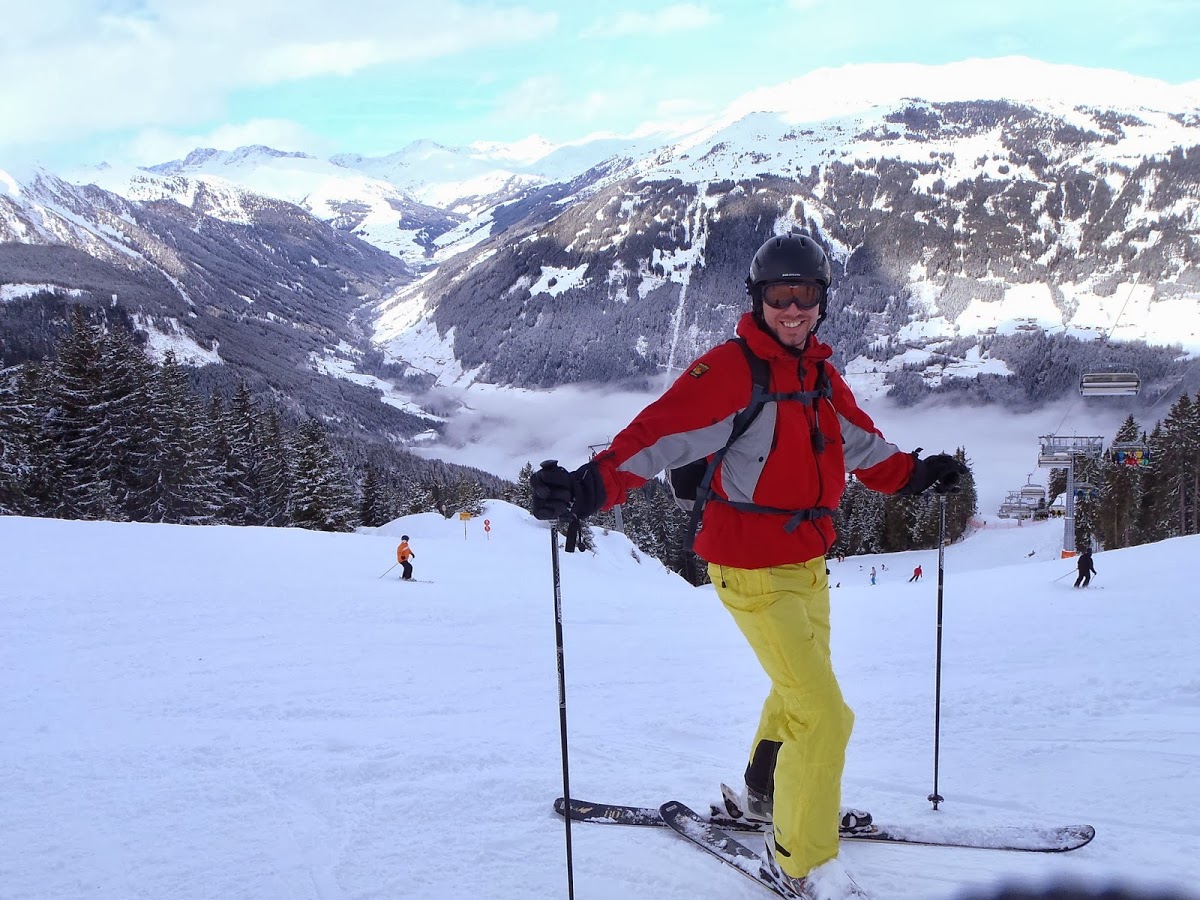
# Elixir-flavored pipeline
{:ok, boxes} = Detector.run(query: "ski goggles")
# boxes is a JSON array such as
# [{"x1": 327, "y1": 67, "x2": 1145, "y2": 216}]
[{"x1": 761, "y1": 281, "x2": 826, "y2": 310}]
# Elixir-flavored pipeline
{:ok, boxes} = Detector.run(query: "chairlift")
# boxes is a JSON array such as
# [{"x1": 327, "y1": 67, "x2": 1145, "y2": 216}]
[
  {"x1": 997, "y1": 490, "x2": 1023, "y2": 519},
  {"x1": 1074, "y1": 481, "x2": 1098, "y2": 501},
  {"x1": 1037, "y1": 435, "x2": 1104, "y2": 468},
  {"x1": 1079, "y1": 371, "x2": 1140, "y2": 397},
  {"x1": 1019, "y1": 475, "x2": 1046, "y2": 504},
  {"x1": 998, "y1": 490, "x2": 1036, "y2": 520},
  {"x1": 1109, "y1": 439, "x2": 1152, "y2": 468}
]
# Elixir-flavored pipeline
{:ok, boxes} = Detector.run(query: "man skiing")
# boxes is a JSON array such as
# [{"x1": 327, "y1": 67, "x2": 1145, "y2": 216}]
[
  {"x1": 909, "y1": 565, "x2": 923, "y2": 582},
  {"x1": 396, "y1": 535, "x2": 416, "y2": 581},
  {"x1": 530, "y1": 231, "x2": 966, "y2": 897},
  {"x1": 1074, "y1": 548, "x2": 1096, "y2": 588}
]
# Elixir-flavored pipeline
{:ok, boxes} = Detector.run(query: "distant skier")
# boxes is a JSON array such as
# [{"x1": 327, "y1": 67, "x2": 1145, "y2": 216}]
[
  {"x1": 396, "y1": 535, "x2": 416, "y2": 581},
  {"x1": 1073, "y1": 548, "x2": 1096, "y2": 588},
  {"x1": 869, "y1": 566, "x2": 877, "y2": 586},
  {"x1": 909, "y1": 565, "x2": 922, "y2": 582}
]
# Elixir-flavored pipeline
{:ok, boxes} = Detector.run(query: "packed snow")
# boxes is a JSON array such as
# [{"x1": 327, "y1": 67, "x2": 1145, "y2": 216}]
[{"x1": 1, "y1": 503, "x2": 1197, "y2": 899}]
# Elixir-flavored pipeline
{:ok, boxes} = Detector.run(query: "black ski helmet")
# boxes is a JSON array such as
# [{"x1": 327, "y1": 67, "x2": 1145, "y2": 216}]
[
  {"x1": 401, "y1": 534, "x2": 409, "y2": 541},
  {"x1": 745, "y1": 231, "x2": 833, "y2": 327}
]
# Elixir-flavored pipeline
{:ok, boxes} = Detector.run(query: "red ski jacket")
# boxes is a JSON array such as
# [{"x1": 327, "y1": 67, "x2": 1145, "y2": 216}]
[{"x1": 594, "y1": 313, "x2": 915, "y2": 569}]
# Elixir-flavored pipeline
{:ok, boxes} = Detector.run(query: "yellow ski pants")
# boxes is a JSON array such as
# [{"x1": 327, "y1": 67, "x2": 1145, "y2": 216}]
[{"x1": 710, "y1": 557, "x2": 855, "y2": 878}]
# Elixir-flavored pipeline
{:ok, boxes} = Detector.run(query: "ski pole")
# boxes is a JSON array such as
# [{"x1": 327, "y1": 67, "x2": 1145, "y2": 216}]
[
  {"x1": 929, "y1": 494, "x2": 947, "y2": 811},
  {"x1": 377, "y1": 562, "x2": 398, "y2": 579},
  {"x1": 549, "y1": 516, "x2": 576, "y2": 899}
]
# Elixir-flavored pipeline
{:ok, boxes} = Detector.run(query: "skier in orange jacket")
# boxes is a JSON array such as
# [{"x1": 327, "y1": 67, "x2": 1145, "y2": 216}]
[{"x1": 396, "y1": 536, "x2": 416, "y2": 581}]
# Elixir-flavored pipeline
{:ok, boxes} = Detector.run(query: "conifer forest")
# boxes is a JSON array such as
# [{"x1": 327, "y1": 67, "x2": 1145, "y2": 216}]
[{"x1": 3, "y1": 308, "x2": 1198, "y2": 585}]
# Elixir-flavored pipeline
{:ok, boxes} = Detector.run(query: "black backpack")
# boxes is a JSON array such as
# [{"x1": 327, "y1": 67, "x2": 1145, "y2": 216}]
[{"x1": 667, "y1": 338, "x2": 835, "y2": 552}]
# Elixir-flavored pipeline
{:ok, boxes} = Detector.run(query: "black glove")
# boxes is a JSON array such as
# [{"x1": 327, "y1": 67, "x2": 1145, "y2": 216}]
[
  {"x1": 901, "y1": 451, "x2": 968, "y2": 495},
  {"x1": 530, "y1": 459, "x2": 606, "y2": 521}
]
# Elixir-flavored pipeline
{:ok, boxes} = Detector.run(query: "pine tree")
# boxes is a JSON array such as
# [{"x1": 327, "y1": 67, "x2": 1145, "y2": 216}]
[
  {"x1": 13, "y1": 364, "x2": 62, "y2": 515},
  {"x1": 289, "y1": 418, "x2": 358, "y2": 532},
  {"x1": 139, "y1": 351, "x2": 222, "y2": 524},
  {"x1": 0, "y1": 367, "x2": 30, "y2": 514},
  {"x1": 1097, "y1": 415, "x2": 1144, "y2": 549},
  {"x1": 1152, "y1": 395, "x2": 1196, "y2": 538},
  {"x1": 944, "y1": 448, "x2": 978, "y2": 538},
  {"x1": 95, "y1": 326, "x2": 157, "y2": 521},
  {"x1": 608, "y1": 481, "x2": 663, "y2": 559},
  {"x1": 225, "y1": 380, "x2": 270, "y2": 524},
  {"x1": 398, "y1": 478, "x2": 438, "y2": 517},
  {"x1": 359, "y1": 463, "x2": 388, "y2": 527},
  {"x1": 47, "y1": 308, "x2": 112, "y2": 519},
  {"x1": 509, "y1": 462, "x2": 535, "y2": 511},
  {"x1": 257, "y1": 408, "x2": 293, "y2": 526},
  {"x1": 835, "y1": 478, "x2": 886, "y2": 555},
  {"x1": 1072, "y1": 453, "x2": 1102, "y2": 550},
  {"x1": 1136, "y1": 423, "x2": 1172, "y2": 544},
  {"x1": 204, "y1": 392, "x2": 244, "y2": 524},
  {"x1": 1185, "y1": 391, "x2": 1200, "y2": 535},
  {"x1": 881, "y1": 493, "x2": 919, "y2": 550},
  {"x1": 454, "y1": 477, "x2": 486, "y2": 516}
]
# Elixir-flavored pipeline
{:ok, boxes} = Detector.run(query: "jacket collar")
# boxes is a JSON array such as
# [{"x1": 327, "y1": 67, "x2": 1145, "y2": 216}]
[{"x1": 736, "y1": 312, "x2": 832, "y2": 364}]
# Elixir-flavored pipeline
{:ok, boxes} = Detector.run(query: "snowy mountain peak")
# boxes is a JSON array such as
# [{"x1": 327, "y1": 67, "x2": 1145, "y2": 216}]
[
  {"x1": 467, "y1": 134, "x2": 559, "y2": 166},
  {"x1": 0, "y1": 167, "x2": 22, "y2": 199},
  {"x1": 724, "y1": 57, "x2": 1200, "y2": 126},
  {"x1": 148, "y1": 145, "x2": 319, "y2": 176}
]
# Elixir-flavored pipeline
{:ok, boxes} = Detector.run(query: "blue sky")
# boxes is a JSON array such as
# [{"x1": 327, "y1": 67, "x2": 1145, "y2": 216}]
[{"x1": 2, "y1": 0, "x2": 1198, "y2": 170}]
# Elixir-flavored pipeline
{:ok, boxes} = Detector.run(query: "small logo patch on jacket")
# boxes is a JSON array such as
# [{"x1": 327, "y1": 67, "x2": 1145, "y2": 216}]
[{"x1": 689, "y1": 362, "x2": 710, "y2": 378}]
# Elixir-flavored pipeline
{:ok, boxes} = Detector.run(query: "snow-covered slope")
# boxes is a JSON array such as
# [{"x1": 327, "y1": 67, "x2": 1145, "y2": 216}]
[{"x1": 1, "y1": 508, "x2": 1196, "y2": 899}]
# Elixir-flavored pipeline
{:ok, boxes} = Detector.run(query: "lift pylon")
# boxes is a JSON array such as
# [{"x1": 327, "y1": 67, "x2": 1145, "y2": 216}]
[{"x1": 1037, "y1": 435, "x2": 1104, "y2": 557}]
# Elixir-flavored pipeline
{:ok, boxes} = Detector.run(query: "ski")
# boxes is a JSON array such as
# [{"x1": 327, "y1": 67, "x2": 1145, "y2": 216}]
[
  {"x1": 658, "y1": 800, "x2": 798, "y2": 898},
  {"x1": 554, "y1": 797, "x2": 1095, "y2": 853},
  {"x1": 556, "y1": 795, "x2": 767, "y2": 832}
]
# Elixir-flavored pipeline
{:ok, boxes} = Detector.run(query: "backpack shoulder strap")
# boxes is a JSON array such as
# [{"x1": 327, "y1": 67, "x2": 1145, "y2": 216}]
[
  {"x1": 728, "y1": 337, "x2": 771, "y2": 441},
  {"x1": 679, "y1": 339, "x2": 770, "y2": 553}
]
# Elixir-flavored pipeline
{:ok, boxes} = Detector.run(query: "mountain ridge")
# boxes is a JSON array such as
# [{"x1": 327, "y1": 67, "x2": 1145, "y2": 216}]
[{"x1": 3, "y1": 58, "x2": 1199, "y2": 440}]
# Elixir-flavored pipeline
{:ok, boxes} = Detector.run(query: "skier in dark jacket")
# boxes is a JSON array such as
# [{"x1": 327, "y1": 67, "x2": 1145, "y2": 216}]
[
  {"x1": 530, "y1": 231, "x2": 967, "y2": 897},
  {"x1": 1074, "y1": 549, "x2": 1096, "y2": 588}
]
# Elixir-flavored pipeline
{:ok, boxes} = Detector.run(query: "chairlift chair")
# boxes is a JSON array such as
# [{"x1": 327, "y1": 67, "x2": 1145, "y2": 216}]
[
  {"x1": 1019, "y1": 480, "x2": 1047, "y2": 503},
  {"x1": 1037, "y1": 435, "x2": 1104, "y2": 468},
  {"x1": 1110, "y1": 439, "x2": 1152, "y2": 468},
  {"x1": 1079, "y1": 371, "x2": 1141, "y2": 397},
  {"x1": 998, "y1": 490, "x2": 1024, "y2": 519},
  {"x1": 1037, "y1": 442, "x2": 1074, "y2": 468}
]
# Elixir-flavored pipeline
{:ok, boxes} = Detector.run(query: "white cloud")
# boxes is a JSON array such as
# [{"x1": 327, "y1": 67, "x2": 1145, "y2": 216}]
[
  {"x1": 0, "y1": 1, "x2": 558, "y2": 150},
  {"x1": 488, "y1": 63, "x2": 719, "y2": 139},
  {"x1": 488, "y1": 73, "x2": 642, "y2": 129},
  {"x1": 586, "y1": 4, "x2": 717, "y2": 38}
]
